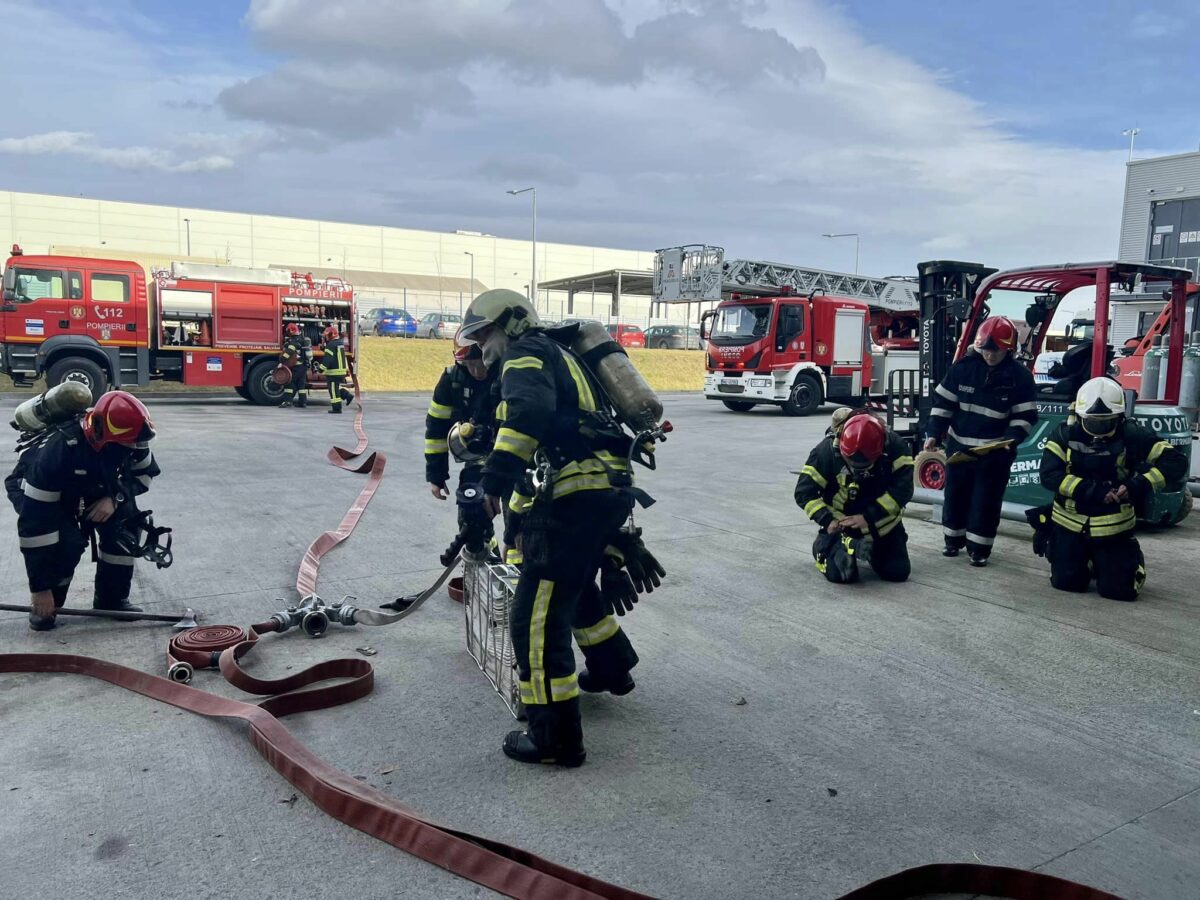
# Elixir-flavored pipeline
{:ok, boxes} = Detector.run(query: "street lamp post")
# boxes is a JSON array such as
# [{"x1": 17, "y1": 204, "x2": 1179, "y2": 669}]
[
  {"x1": 1122, "y1": 126, "x2": 1140, "y2": 162},
  {"x1": 462, "y1": 251, "x2": 475, "y2": 316},
  {"x1": 822, "y1": 232, "x2": 860, "y2": 274},
  {"x1": 183, "y1": 218, "x2": 191, "y2": 256},
  {"x1": 507, "y1": 187, "x2": 536, "y2": 309}
]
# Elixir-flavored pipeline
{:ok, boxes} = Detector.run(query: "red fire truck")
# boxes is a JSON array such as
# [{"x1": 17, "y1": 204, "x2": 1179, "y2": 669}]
[{"x1": 0, "y1": 246, "x2": 355, "y2": 404}]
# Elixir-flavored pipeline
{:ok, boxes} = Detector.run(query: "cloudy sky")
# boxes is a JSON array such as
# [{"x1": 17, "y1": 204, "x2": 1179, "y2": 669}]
[{"x1": 2, "y1": 0, "x2": 1197, "y2": 279}]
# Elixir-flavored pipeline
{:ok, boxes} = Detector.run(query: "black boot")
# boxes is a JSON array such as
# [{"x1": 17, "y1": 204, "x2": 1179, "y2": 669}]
[
  {"x1": 578, "y1": 668, "x2": 635, "y2": 696},
  {"x1": 328, "y1": 405, "x2": 342, "y2": 415},
  {"x1": 502, "y1": 731, "x2": 586, "y2": 767},
  {"x1": 94, "y1": 598, "x2": 144, "y2": 614},
  {"x1": 968, "y1": 552, "x2": 988, "y2": 568},
  {"x1": 295, "y1": 395, "x2": 308, "y2": 409},
  {"x1": 278, "y1": 397, "x2": 293, "y2": 408},
  {"x1": 28, "y1": 612, "x2": 57, "y2": 631}
]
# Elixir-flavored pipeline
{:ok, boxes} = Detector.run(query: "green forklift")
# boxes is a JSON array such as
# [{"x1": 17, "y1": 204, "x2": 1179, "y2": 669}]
[{"x1": 889, "y1": 261, "x2": 1193, "y2": 525}]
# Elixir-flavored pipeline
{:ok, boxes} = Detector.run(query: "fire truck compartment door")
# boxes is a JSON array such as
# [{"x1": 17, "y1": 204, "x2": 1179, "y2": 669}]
[
  {"x1": 214, "y1": 284, "x2": 280, "y2": 347},
  {"x1": 834, "y1": 309, "x2": 865, "y2": 394}
]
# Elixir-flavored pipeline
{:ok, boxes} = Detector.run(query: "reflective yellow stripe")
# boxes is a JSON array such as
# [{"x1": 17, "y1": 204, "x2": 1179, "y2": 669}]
[
  {"x1": 528, "y1": 580, "x2": 553, "y2": 705},
  {"x1": 874, "y1": 514, "x2": 901, "y2": 536},
  {"x1": 1045, "y1": 441, "x2": 1068, "y2": 462},
  {"x1": 495, "y1": 400, "x2": 508, "y2": 421},
  {"x1": 1059, "y1": 474, "x2": 1082, "y2": 497},
  {"x1": 573, "y1": 615, "x2": 620, "y2": 647},
  {"x1": 508, "y1": 491, "x2": 533, "y2": 513},
  {"x1": 424, "y1": 438, "x2": 449, "y2": 455},
  {"x1": 502, "y1": 356, "x2": 543, "y2": 375},
  {"x1": 594, "y1": 450, "x2": 630, "y2": 471},
  {"x1": 1147, "y1": 440, "x2": 1171, "y2": 463},
  {"x1": 519, "y1": 681, "x2": 537, "y2": 704},
  {"x1": 801, "y1": 465, "x2": 827, "y2": 488},
  {"x1": 892, "y1": 455, "x2": 914, "y2": 471},
  {"x1": 1144, "y1": 467, "x2": 1165, "y2": 490},
  {"x1": 876, "y1": 492, "x2": 901, "y2": 516},
  {"x1": 427, "y1": 400, "x2": 453, "y2": 420},
  {"x1": 550, "y1": 674, "x2": 579, "y2": 702},
  {"x1": 1052, "y1": 504, "x2": 1135, "y2": 535},
  {"x1": 553, "y1": 473, "x2": 612, "y2": 498},
  {"x1": 505, "y1": 548, "x2": 524, "y2": 565},
  {"x1": 494, "y1": 427, "x2": 538, "y2": 461},
  {"x1": 804, "y1": 498, "x2": 829, "y2": 519},
  {"x1": 562, "y1": 354, "x2": 597, "y2": 412}
]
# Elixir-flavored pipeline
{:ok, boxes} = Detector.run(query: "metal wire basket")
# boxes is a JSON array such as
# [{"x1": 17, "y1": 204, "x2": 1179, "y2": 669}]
[{"x1": 461, "y1": 554, "x2": 525, "y2": 719}]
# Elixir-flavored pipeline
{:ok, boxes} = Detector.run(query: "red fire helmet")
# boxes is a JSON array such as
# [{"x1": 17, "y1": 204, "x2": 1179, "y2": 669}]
[
  {"x1": 323, "y1": 325, "x2": 340, "y2": 342},
  {"x1": 453, "y1": 342, "x2": 483, "y2": 362},
  {"x1": 974, "y1": 316, "x2": 1017, "y2": 353},
  {"x1": 839, "y1": 414, "x2": 886, "y2": 469},
  {"x1": 285, "y1": 323, "x2": 301, "y2": 336},
  {"x1": 83, "y1": 391, "x2": 155, "y2": 451}
]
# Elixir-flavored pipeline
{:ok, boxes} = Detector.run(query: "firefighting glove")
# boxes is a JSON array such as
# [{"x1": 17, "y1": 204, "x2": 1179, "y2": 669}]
[
  {"x1": 600, "y1": 551, "x2": 638, "y2": 616},
  {"x1": 614, "y1": 526, "x2": 666, "y2": 594}
]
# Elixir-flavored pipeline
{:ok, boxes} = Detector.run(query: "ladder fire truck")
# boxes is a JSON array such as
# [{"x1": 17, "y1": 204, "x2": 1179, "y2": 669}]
[
  {"x1": 1, "y1": 246, "x2": 355, "y2": 405},
  {"x1": 653, "y1": 245, "x2": 921, "y2": 415}
]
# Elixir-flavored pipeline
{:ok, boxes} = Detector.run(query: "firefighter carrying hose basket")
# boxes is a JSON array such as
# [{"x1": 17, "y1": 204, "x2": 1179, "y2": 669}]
[
  {"x1": 795, "y1": 412, "x2": 914, "y2": 584},
  {"x1": 923, "y1": 316, "x2": 1038, "y2": 567},
  {"x1": 458, "y1": 288, "x2": 659, "y2": 768},
  {"x1": 1034, "y1": 376, "x2": 1186, "y2": 601}
]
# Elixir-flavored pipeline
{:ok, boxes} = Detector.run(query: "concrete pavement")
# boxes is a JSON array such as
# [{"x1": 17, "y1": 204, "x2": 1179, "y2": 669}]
[{"x1": 1, "y1": 392, "x2": 1197, "y2": 900}]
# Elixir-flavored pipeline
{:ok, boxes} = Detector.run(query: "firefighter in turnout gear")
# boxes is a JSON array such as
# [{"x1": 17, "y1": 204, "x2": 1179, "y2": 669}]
[
  {"x1": 1038, "y1": 377, "x2": 1186, "y2": 601},
  {"x1": 425, "y1": 342, "x2": 498, "y2": 500},
  {"x1": 319, "y1": 325, "x2": 350, "y2": 414},
  {"x1": 279, "y1": 323, "x2": 310, "y2": 408},
  {"x1": 924, "y1": 316, "x2": 1037, "y2": 566},
  {"x1": 795, "y1": 412, "x2": 914, "y2": 584},
  {"x1": 459, "y1": 289, "x2": 640, "y2": 767},
  {"x1": 5, "y1": 391, "x2": 160, "y2": 631}
]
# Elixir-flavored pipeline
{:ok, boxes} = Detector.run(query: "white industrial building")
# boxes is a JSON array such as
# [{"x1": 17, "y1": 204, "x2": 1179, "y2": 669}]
[
  {"x1": 1115, "y1": 151, "x2": 1200, "y2": 344},
  {"x1": 0, "y1": 190, "x2": 680, "y2": 326}
]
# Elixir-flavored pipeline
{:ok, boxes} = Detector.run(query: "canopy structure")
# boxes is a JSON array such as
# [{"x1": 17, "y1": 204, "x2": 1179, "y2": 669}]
[{"x1": 539, "y1": 267, "x2": 716, "y2": 323}]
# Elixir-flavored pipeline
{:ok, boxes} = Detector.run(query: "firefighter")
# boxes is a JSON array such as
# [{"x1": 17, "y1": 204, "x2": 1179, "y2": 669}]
[
  {"x1": 425, "y1": 343, "x2": 498, "y2": 500},
  {"x1": 459, "y1": 288, "x2": 639, "y2": 767},
  {"x1": 795, "y1": 412, "x2": 914, "y2": 584},
  {"x1": 923, "y1": 316, "x2": 1037, "y2": 566},
  {"x1": 1038, "y1": 377, "x2": 1186, "y2": 601},
  {"x1": 278, "y1": 323, "x2": 310, "y2": 408},
  {"x1": 6, "y1": 391, "x2": 160, "y2": 631},
  {"x1": 318, "y1": 325, "x2": 350, "y2": 414}
]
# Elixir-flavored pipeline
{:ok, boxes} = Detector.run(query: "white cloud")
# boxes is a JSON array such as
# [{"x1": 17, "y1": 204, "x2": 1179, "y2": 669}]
[{"x1": 0, "y1": 131, "x2": 234, "y2": 174}]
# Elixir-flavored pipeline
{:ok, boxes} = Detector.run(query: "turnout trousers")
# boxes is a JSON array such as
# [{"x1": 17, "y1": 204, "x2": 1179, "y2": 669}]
[
  {"x1": 510, "y1": 490, "x2": 638, "y2": 751},
  {"x1": 942, "y1": 452, "x2": 1011, "y2": 558},
  {"x1": 813, "y1": 523, "x2": 910, "y2": 584},
  {"x1": 326, "y1": 375, "x2": 346, "y2": 410},
  {"x1": 1048, "y1": 525, "x2": 1146, "y2": 602},
  {"x1": 286, "y1": 365, "x2": 308, "y2": 405}
]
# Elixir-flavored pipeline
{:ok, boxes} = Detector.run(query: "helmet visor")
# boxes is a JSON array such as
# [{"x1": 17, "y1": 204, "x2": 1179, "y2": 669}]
[{"x1": 1081, "y1": 414, "x2": 1119, "y2": 437}]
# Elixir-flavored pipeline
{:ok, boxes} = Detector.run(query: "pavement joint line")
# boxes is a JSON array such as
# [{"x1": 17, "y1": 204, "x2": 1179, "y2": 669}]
[
  {"x1": 1031, "y1": 782, "x2": 1200, "y2": 873},
  {"x1": 904, "y1": 575, "x2": 1200, "y2": 667}
]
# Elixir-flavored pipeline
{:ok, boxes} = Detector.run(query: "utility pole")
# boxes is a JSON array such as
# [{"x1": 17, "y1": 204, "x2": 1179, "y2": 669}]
[
  {"x1": 507, "y1": 187, "x2": 537, "y2": 308},
  {"x1": 183, "y1": 218, "x2": 191, "y2": 256},
  {"x1": 463, "y1": 251, "x2": 475, "y2": 316},
  {"x1": 1122, "y1": 126, "x2": 1140, "y2": 162},
  {"x1": 822, "y1": 232, "x2": 860, "y2": 274}
]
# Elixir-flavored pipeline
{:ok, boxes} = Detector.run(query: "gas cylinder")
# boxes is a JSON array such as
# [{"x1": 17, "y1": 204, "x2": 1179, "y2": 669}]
[
  {"x1": 1156, "y1": 335, "x2": 1173, "y2": 401},
  {"x1": 1180, "y1": 331, "x2": 1200, "y2": 424},
  {"x1": 1142, "y1": 336, "x2": 1164, "y2": 400},
  {"x1": 10, "y1": 381, "x2": 93, "y2": 433},
  {"x1": 571, "y1": 322, "x2": 663, "y2": 432}
]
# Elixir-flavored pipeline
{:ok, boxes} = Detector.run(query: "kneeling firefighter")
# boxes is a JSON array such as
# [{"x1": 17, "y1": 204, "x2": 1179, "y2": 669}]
[
  {"x1": 6, "y1": 388, "x2": 163, "y2": 630},
  {"x1": 425, "y1": 342, "x2": 499, "y2": 500},
  {"x1": 794, "y1": 412, "x2": 914, "y2": 584},
  {"x1": 458, "y1": 288, "x2": 666, "y2": 767},
  {"x1": 1035, "y1": 376, "x2": 1185, "y2": 601}
]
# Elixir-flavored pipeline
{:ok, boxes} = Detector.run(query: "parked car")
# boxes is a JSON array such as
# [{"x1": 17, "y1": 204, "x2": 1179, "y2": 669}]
[
  {"x1": 644, "y1": 324, "x2": 704, "y2": 350},
  {"x1": 418, "y1": 312, "x2": 463, "y2": 339},
  {"x1": 560, "y1": 317, "x2": 602, "y2": 329},
  {"x1": 605, "y1": 323, "x2": 646, "y2": 348},
  {"x1": 359, "y1": 307, "x2": 417, "y2": 337}
]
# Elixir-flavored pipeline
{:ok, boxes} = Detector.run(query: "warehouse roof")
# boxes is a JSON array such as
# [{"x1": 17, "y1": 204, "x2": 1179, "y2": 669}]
[{"x1": 538, "y1": 268, "x2": 655, "y2": 296}]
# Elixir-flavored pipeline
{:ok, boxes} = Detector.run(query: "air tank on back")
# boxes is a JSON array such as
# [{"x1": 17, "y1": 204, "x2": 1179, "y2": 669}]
[
  {"x1": 10, "y1": 382, "x2": 93, "y2": 434},
  {"x1": 1141, "y1": 335, "x2": 1164, "y2": 400},
  {"x1": 571, "y1": 322, "x2": 663, "y2": 432},
  {"x1": 1180, "y1": 331, "x2": 1200, "y2": 425}
]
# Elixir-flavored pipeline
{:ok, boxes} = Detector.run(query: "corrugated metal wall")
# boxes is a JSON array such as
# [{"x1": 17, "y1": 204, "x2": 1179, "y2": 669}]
[
  {"x1": 1119, "y1": 152, "x2": 1200, "y2": 264},
  {"x1": 0, "y1": 191, "x2": 689, "y2": 325}
]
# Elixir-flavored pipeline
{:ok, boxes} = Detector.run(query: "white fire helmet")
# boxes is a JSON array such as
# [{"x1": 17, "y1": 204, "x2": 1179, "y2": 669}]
[{"x1": 1073, "y1": 376, "x2": 1125, "y2": 438}]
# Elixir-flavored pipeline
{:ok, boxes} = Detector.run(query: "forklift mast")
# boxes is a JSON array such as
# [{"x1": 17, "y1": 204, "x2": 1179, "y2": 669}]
[{"x1": 912, "y1": 261, "x2": 998, "y2": 433}]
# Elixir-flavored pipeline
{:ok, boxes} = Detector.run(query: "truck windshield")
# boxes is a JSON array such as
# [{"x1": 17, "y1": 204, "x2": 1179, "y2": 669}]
[{"x1": 709, "y1": 304, "x2": 771, "y2": 345}]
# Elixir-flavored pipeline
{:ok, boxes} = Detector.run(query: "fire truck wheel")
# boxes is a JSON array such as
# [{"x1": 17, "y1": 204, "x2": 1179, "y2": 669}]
[
  {"x1": 781, "y1": 374, "x2": 822, "y2": 417},
  {"x1": 233, "y1": 385, "x2": 252, "y2": 402},
  {"x1": 721, "y1": 400, "x2": 756, "y2": 412},
  {"x1": 246, "y1": 358, "x2": 288, "y2": 406},
  {"x1": 46, "y1": 356, "x2": 107, "y2": 403},
  {"x1": 913, "y1": 449, "x2": 948, "y2": 491}
]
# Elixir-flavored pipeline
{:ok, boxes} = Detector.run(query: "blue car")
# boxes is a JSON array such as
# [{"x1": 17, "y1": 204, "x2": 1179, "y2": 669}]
[{"x1": 360, "y1": 307, "x2": 417, "y2": 337}]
